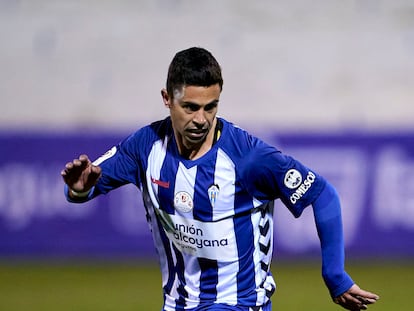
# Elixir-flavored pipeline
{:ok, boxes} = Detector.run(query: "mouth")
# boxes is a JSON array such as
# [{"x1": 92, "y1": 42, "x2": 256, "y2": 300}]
[{"x1": 186, "y1": 128, "x2": 208, "y2": 141}]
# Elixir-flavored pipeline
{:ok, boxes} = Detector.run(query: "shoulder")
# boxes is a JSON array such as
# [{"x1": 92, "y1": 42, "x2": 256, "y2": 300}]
[
  {"x1": 119, "y1": 117, "x2": 172, "y2": 155},
  {"x1": 126, "y1": 117, "x2": 172, "y2": 143},
  {"x1": 218, "y1": 117, "x2": 278, "y2": 155},
  {"x1": 148, "y1": 117, "x2": 173, "y2": 138}
]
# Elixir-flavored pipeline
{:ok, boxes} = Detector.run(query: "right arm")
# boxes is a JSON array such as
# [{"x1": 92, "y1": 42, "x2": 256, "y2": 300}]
[{"x1": 61, "y1": 130, "x2": 144, "y2": 202}]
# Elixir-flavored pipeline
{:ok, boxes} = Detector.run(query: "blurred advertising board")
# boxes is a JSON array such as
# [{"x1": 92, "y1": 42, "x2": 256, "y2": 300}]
[{"x1": 0, "y1": 130, "x2": 413, "y2": 259}]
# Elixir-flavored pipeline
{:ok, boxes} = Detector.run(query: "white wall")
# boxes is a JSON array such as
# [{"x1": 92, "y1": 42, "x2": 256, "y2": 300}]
[{"x1": 1, "y1": 0, "x2": 413, "y2": 131}]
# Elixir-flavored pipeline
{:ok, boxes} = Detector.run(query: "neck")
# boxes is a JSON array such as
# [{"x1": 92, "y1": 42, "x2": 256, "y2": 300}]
[{"x1": 176, "y1": 118, "x2": 218, "y2": 160}]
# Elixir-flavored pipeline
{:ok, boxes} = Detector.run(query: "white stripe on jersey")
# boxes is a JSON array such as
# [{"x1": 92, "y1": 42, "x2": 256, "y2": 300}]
[
  {"x1": 144, "y1": 138, "x2": 169, "y2": 287},
  {"x1": 174, "y1": 162, "x2": 197, "y2": 218},
  {"x1": 182, "y1": 254, "x2": 201, "y2": 308},
  {"x1": 146, "y1": 137, "x2": 169, "y2": 208},
  {"x1": 213, "y1": 148, "x2": 238, "y2": 305},
  {"x1": 160, "y1": 249, "x2": 179, "y2": 311},
  {"x1": 251, "y1": 206, "x2": 275, "y2": 306},
  {"x1": 215, "y1": 260, "x2": 238, "y2": 305},
  {"x1": 251, "y1": 210, "x2": 264, "y2": 287},
  {"x1": 212, "y1": 148, "x2": 236, "y2": 221}
]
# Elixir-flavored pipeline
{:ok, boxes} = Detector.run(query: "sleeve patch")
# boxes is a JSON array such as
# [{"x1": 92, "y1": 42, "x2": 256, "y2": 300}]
[{"x1": 288, "y1": 171, "x2": 316, "y2": 204}]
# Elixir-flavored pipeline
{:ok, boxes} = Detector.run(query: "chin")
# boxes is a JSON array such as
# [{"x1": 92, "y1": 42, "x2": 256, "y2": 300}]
[{"x1": 185, "y1": 135, "x2": 208, "y2": 146}]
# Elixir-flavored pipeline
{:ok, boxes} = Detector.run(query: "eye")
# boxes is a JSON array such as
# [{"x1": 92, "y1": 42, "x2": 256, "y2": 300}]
[
  {"x1": 182, "y1": 103, "x2": 200, "y2": 112},
  {"x1": 204, "y1": 102, "x2": 218, "y2": 112}
]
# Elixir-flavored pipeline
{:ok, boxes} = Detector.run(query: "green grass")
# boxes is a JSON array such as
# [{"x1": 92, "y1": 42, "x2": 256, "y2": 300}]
[{"x1": 0, "y1": 259, "x2": 411, "y2": 310}]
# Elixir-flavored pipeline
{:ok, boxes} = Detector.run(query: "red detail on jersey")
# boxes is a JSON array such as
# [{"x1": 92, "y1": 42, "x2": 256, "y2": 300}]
[{"x1": 151, "y1": 177, "x2": 170, "y2": 189}]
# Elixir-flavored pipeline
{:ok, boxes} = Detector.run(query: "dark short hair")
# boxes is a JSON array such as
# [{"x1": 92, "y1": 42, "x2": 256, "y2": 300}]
[{"x1": 166, "y1": 47, "x2": 223, "y2": 99}]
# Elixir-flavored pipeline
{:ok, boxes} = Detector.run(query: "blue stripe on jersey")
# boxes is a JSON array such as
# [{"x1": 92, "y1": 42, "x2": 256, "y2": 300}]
[
  {"x1": 233, "y1": 186, "x2": 257, "y2": 305},
  {"x1": 198, "y1": 258, "x2": 218, "y2": 302},
  {"x1": 156, "y1": 215, "x2": 176, "y2": 298},
  {"x1": 192, "y1": 152, "x2": 218, "y2": 221},
  {"x1": 173, "y1": 244, "x2": 187, "y2": 310},
  {"x1": 158, "y1": 149, "x2": 179, "y2": 215}
]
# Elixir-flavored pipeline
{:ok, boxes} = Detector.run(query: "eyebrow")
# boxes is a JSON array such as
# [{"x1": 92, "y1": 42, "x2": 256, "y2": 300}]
[{"x1": 181, "y1": 99, "x2": 219, "y2": 106}]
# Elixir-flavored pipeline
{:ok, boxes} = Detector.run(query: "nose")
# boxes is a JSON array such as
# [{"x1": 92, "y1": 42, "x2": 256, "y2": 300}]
[{"x1": 193, "y1": 109, "x2": 206, "y2": 126}]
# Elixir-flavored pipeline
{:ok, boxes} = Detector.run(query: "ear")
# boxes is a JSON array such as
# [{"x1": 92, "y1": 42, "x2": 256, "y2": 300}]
[{"x1": 161, "y1": 89, "x2": 171, "y2": 108}]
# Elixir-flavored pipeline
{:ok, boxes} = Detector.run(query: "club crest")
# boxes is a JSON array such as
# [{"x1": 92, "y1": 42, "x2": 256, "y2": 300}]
[{"x1": 208, "y1": 184, "x2": 220, "y2": 208}]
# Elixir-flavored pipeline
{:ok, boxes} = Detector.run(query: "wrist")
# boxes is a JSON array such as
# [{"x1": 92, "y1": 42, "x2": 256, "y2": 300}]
[{"x1": 70, "y1": 188, "x2": 91, "y2": 198}]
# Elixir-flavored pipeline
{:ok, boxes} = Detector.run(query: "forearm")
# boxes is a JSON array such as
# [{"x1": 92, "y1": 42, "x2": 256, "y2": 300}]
[{"x1": 312, "y1": 182, "x2": 354, "y2": 298}]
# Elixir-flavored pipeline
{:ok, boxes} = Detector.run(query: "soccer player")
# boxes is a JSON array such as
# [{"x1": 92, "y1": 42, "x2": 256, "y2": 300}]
[{"x1": 61, "y1": 47, "x2": 379, "y2": 311}]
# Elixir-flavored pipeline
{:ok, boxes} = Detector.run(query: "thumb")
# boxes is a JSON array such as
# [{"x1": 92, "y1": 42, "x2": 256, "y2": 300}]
[{"x1": 88, "y1": 165, "x2": 102, "y2": 184}]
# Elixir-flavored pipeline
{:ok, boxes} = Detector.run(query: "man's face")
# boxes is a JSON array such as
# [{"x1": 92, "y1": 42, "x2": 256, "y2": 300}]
[{"x1": 163, "y1": 84, "x2": 221, "y2": 152}]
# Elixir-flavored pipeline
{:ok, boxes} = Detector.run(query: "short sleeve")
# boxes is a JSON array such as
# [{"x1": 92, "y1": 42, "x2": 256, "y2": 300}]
[
  {"x1": 239, "y1": 145, "x2": 326, "y2": 217},
  {"x1": 94, "y1": 132, "x2": 142, "y2": 195}
]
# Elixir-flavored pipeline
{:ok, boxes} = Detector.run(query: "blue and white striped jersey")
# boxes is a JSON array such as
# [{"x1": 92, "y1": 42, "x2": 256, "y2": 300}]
[{"x1": 88, "y1": 117, "x2": 326, "y2": 310}]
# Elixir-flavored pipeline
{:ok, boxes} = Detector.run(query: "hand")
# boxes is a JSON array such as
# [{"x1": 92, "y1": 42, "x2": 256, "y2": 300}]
[
  {"x1": 333, "y1": 284, "x2": 379, "y2": 310},
  {"x1": 61, "y1": 154, "x2": 102, "y2": 194}
]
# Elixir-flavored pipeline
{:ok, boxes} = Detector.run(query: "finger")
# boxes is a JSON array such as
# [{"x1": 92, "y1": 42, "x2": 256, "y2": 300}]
[
  {"x1": 65, "y1": 162, "x2": 74, "y2": 170},
  {"x1": 73, "y1": 158, "x2": 84, "y2": 167},
  {"x1": 78, "y1": 155, "x2": 92, "y2": 169},
  {"x1": 351, "y1": 290, "x2": 379, "y2": 303},
  {"x1": 355, "y1": 295, "x2": 377, "y2": 304},
  {"x1": 347, "y1": 284, "x2": 380, "y2": 308},
  {"x1": 362, "y1": 292, "x2": 379, "y2": 301},
  {"x1": 62, "y1": 160, "x2": 85, "y2": 181},
  {"x1": 61, "y1": 162, "x2": 76, "y2": 178},
  {"x1": 345, "y1": 293, "x2": 363, "y2": 305},
  {"x1": 348, "y1": 284, "x2": 379, "y2": 300},
  {"x1": 79, "y1": 154, "x2": 89, "y2": 162},
  {"x1": 356, "y1": 289, "x2": 379, "y2": 300},
  {"x1": 335, "y1": 293, "x2": 366, "y2": 310}
]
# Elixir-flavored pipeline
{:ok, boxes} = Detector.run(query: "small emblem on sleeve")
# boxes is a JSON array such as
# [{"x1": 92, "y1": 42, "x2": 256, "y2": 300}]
[{"x1": 284, "y1": 169, "x2": 302, "y2": 189}]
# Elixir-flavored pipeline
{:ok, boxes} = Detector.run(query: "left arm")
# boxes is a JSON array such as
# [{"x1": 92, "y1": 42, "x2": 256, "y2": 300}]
[
  {"x1": 312, "y1": 183, "x2": 379, "y2": 310},
  {"x1": 237, "y1": 144, "x2": 379, "y2": 309}
]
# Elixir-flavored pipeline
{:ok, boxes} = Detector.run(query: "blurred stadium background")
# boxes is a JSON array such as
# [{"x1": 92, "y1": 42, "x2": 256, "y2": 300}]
[{"x1": 0, "y1": 0, "x2": 413, "y2": 310}]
